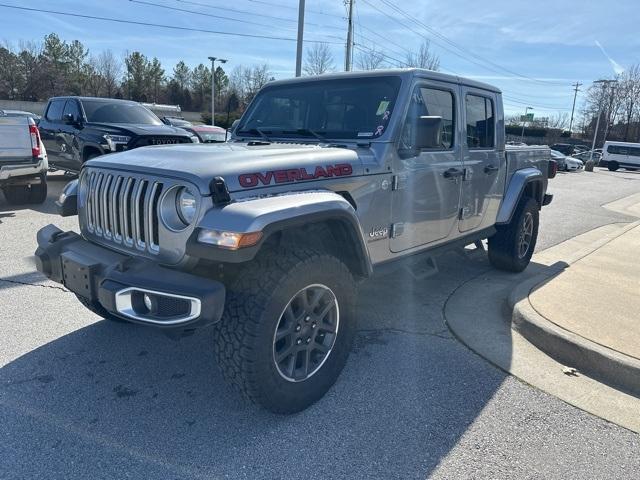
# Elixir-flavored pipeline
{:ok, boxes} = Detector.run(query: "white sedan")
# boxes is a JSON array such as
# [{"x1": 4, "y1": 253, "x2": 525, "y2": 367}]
[{"x1": 565, "y1": 156, "x2": 584, "y2": 172}]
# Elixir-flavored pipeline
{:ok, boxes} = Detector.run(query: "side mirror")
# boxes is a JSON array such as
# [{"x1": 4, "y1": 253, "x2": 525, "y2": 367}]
[
  {"x1": 161, "y1": 117, "x2": 170, "y2": 125},
  {"x1": 414, "y1": 116, "x2": 443, "y2": 150},
  {"x1": 56, "y1": 179, "x2": 78, "y2": 216},
  {"x1": 63, "y1": 113, "x2": 77, "y2": 125}
]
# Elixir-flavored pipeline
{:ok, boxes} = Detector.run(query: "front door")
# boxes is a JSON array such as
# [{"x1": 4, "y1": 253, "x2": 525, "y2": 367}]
[
  {"x1": 39, "y1": 99, "x2": 66, "y2": 165},
  {"x1": 458, "y1": 90, "x2": 504, "y2": 232},
  {"x1": 390, "y1": 83, "x2": 462, "y2": 253}
]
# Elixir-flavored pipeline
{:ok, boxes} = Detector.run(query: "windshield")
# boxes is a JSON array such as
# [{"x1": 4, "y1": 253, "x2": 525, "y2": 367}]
[
  {"x1": 82, "y1": 100, "x2": 162, "y2": 125},
  {"x1": 197, "y1": 131, "x2": 227, "y2": 143},
  {"x1": 166, "y1": 118, "x2": 191, "y2": 127},
  {"x1": 237, "y1": 76, "x2": 402, "y2": 140}
]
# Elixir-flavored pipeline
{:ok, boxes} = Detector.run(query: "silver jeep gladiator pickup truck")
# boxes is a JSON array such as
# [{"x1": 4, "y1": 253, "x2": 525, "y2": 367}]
[{"x1": 35, "y1": 69, "x2": 555, "y2": 413}]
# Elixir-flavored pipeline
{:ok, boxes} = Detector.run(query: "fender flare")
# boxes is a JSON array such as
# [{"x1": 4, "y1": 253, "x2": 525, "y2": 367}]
[
  {"x1": 186, "y1": 190, "x2": 373, "y2": 277},
  {"x1": 496, "y1": 167, "x2": 544, "y2": 225},
  {"x1": 81, "y1": 142, "x2": 106, "y2": 161}
]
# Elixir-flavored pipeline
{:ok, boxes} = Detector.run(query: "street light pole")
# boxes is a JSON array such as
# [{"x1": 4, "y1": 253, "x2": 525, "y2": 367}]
[
  {"x1": 208, "y1": 56, "x2": 227, "y2": 126},
  {"x1": 589, "y1": 79, "x2": 617, "y2": 163},
  {"x1": 520, "y1": 106, "x2": 533, "y2": 142}
]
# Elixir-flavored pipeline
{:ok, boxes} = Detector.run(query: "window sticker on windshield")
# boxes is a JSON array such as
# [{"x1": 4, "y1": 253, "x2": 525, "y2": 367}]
[
  {"x1": 357, "y1": 132, "x2": 373, "y2": 137},
  {"x1": 374, "y1": 125, "x2": 385, "y2": 136},
  {"x1": 376, "y1": 100, "x2": 390, "y2": 116},
  {"x1": 382, "y1": 110, "x2": 390, "y2": 121}
]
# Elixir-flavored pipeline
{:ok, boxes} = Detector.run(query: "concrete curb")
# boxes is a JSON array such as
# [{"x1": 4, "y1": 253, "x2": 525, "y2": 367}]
[{"x1": 508, "y1": 221, "x2": 640, "y2": 398}]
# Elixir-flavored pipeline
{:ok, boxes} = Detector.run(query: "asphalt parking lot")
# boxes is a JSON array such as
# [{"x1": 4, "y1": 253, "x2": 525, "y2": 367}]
[{"x1": 1, "y1": 169, "x2": 640, "y2": 479}]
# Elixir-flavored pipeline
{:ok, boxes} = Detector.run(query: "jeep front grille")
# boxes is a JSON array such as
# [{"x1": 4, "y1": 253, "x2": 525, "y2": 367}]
[{"x1": 85, "y1": 171, "x2": 163, "y2": 254}]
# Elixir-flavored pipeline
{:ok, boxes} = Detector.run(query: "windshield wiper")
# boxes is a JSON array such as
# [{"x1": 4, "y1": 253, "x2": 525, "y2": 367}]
[
  {"x1": 236, "y1": 127, "x2": 271, "y2": 142},
  {"x1": 283, "y1": 129, "x2": 328, "y2": 143}
]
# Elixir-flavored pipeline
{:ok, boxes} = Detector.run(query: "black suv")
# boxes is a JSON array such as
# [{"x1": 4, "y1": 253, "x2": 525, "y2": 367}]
[{"x1": 38, "y1": 96, "x2": 198, "y2": 172}]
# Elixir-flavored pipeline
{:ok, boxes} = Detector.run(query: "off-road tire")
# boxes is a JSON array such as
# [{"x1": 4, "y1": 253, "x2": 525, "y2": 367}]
[
  {"x1": 27, "y1": 176, "x2": 48, "y2": 204},
  {"x1": 75, "y1": 294, "x2": 127, "y2": 323},
  {"x1": 608, "y1": 161, "x2": 619, "y2": 171},
  {"x1": 488, "y1": 197, "x2": 539, "y2": 273},
  {"x1": 213, "y1": 248, "x2": 357, "y2": 414}
]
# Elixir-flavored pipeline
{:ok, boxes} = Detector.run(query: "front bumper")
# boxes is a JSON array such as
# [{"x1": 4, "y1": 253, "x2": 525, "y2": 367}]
[
  {"x1": 0, "y1": 157, "x2": 47, "y2": 184},
  {"x1": 34, "y1": 225, "x2": 225, "y2": 329}
]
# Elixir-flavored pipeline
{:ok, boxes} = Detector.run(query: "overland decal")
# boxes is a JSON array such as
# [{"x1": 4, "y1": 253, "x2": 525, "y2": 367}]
[{"x1": 238, "y1": 164, "x2": 353, "y2": 188}]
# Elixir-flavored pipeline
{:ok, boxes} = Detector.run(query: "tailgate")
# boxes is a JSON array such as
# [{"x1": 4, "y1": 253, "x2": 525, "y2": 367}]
[{"x1": 0, "y1": 117, "x2": 32, "y2": 162}]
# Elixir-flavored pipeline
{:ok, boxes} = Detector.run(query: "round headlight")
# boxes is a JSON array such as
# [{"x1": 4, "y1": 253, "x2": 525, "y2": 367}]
[{"x1": 176, "y1": 187, "x2": 197, "y2": 225}]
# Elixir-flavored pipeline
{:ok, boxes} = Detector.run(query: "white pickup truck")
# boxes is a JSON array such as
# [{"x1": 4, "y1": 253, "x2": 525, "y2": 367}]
[{"x1": 0, "y1": 113, "x2": 48, "y2": 204}]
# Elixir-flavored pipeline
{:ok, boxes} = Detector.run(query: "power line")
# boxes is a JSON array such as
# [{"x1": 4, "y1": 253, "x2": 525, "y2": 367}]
[
  {"x1": 174, "y1": 0, "x2": 345, "y2": 31},
  {"x1": 130, "y1": 0, "x2": 290, "y2": 30},
  {"x1": 353, "y1": 43, "x2": 405, "y2": 68},
  {"x1": 245, "y1": 0, "x2": 339, "y2": 18},
  {"x1": 361, "y1": 0, "x2": 568, "y2": 87},
  {"x1": 503, "y1": 96, "x2": 571, "y2": 110},
  {"x1": 131, "y1": 0, "x2": 345, "y2": 42},
  {"x1": 376, "y1": 0, "x2": 569, "y2": 87},
  {"x1": 0, "y1": 3, "x2": 343, "y2": 44}
]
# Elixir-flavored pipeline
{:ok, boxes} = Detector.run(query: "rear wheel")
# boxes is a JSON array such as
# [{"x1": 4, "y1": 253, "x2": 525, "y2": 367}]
[
  {"x1": 608, "y1": 161, "x2": 619, "y2": 171},
  {"x1": 27, "y1": 175, "x2": 47, "y2": 204},
  {"x1": 488, "y1": 197, "x2": 539, "y2": 273},
  {"x1": 213, "y1": 248, "x2": 357, "y2": 413},
  {"x1": 2, "y1": 185, "x2": 30, "y2": 205}
]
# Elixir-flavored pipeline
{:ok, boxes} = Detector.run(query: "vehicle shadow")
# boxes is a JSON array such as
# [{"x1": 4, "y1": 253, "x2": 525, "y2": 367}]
[
  {"x1": 0, "y1": 251, "x2": 509, "y2": 479},
  {"x1": 0, "y1": 173, "x2": 70, "y2": 215}
]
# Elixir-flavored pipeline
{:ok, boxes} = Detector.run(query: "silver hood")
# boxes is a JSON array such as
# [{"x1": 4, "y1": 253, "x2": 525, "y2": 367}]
[{"x1": 85, "y1": 142, "x2": 364, "y2": 194}]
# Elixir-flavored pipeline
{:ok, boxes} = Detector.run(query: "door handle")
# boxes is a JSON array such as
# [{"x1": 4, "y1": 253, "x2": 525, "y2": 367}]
[
  {"x1": 484, "y1": 165, "x2": 499, "y2": 174},
  {"x1": 443, "y1": 167, "x2": 464, "y2": 179}
]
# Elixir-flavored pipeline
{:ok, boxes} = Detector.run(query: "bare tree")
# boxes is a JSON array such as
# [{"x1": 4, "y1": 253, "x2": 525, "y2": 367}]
[
  {"x1": 97, "y1": 50, "x2": 121, "y2": 97},
  {"x1": 355, "y1": 47, "x2": 386, "y2": 71},
  {"x1": 228, "y1": 64, "x2": 272, "y2": 106},
  {"x1": 84, "y1": 56, "x2": 103, "y2": 97},
  {"x1": 547, "y1": 112, "x2": 570, "y2": 130},
  {"x1": 303, "y1": 42, "x2": 335, "y2": 76},
  {"x1": 619, "y1": 65, "x2": 640, "y2": 141},
  {"x1": 404, "y1": 40, "x2": 440, "y2": 71}
]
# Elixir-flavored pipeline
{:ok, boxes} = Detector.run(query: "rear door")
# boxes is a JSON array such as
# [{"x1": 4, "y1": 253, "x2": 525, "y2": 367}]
[
  {"x1": 390, "y1": 81, "x2": 462, "y2": 252},
  {"x1": 39, "y1": 99, "x2": 66, "y2": 165},
  {"x1": 459, "y1": 89, "x2": 504, "y2": 232},
  {"x1": 59, "y1": 99, "x2": 83, "y2": 170}
]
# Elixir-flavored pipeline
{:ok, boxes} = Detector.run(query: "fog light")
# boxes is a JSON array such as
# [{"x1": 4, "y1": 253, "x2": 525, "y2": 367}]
[
  {"x1": 197, "y1": 229, "x2": 262, "y2": 250},
  {"x1": 143, "y1": 293, "x2": 153, "y2": 311}
]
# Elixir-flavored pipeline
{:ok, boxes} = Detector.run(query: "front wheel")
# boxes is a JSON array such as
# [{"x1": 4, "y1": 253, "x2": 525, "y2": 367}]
[
  {"x1": 488, "y1": 197, "x2": 539, "y2": 273},
  {"x1": 213, "y1": 248, "x2": 357, "y2": 413},
  {"x1": 608, "y1": 161, "x2": 619, "y2": 171}
]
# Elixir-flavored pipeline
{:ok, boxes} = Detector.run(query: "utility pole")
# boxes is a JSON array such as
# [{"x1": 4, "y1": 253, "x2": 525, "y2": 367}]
[
  {"x1": 520, "y1": 106, "x2": 533, "y2": 142},
  {"x1": 345, "y1": 0, "x2": 354, "y2": 71},
  {"x1": 208, "y1": 57, "x2": 227, "y2": 126},
  {"x1": 295, "y1": 0, "x2": 305, "y2": 77},
  {"x1": 589, "y1": 79, "x2": 617, "y2": 163},
  {"x1": 568, "y1": 81, "x2": 582, "y2": 135}
]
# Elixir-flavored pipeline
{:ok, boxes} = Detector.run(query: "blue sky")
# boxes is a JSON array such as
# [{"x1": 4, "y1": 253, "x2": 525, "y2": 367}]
[{"x1": 1, "y1": 0, "x2": 638, "y2": 119}]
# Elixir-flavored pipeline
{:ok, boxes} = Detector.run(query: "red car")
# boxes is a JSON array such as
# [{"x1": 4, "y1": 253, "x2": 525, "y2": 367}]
[{"x1": 162, "y1": 117, "x2": 227, "y2": 143}]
